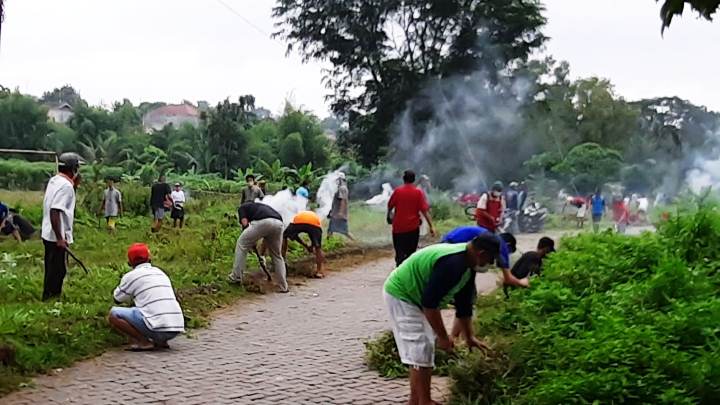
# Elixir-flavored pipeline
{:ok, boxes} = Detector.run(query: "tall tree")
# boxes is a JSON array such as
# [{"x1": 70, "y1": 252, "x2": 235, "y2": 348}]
[
  {"x1": 41, "y1": 85, "x2": 85, "y2": 107},
  {"x1": 273, "y1": 0, "x2": 546, "y2": 164},
  {"x1": 206, "y1": 96, "x2": 257, "y2": 178},
  {"x1": 0, "y1": 91, "x2": 50, "y2": 150}
]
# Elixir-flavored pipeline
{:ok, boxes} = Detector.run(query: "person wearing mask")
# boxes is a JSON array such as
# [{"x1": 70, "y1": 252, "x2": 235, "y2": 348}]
[
  {"x1": 383, "y1": 234, "x2": 502, "y2": 405},
  {"x1": 241, "y1": 174, "x2": 265, "y2": 204},
  {"x1": 101, "y1": 178, "x2": 123, "y2": 233},
  {"x1": 476, "y1": 181, "x2": 506, "y2": 233},
  {"x1": 590, "y1": 189, "x2": 606, "y2": 233},
  {"x1": 283, "y1": 210, "x2": 325, "y2": 278},
  {"x1": 171, "y1": 183, "x2": 186, "y2": 229},
  {"x1": 150, "y1": 175, "x2": 171, "y2": 232},
  {"x1": 109, "y1": 243, "x2": 184, "y2": 351},
  {"x1": 387, "y1": 170, "x2": 436, "y2": 266},
  {"x1": 41, "y1": 153, "x2": 83, "y2": 300},
  {"x1": 327, "y1": 172, "x2": 354, "y2": 240},
  {"x1": 229, "y1": 202, "x2": 288, "y2": 293}
]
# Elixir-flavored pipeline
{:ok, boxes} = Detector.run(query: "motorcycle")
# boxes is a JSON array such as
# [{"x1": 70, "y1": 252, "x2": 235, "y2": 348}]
[{"x1": 519, "y1": 202, "x2": 548, "y2": 233}]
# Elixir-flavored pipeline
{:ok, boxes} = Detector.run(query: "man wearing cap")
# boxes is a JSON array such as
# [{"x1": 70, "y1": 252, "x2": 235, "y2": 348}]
[
  {"x1": 230, "y1": 202, "x2": 288, "y2": 292},
  {"x1": 383, "y1": 234, "x2": 505, "y2": 405},
  {"x1": 171, "y1": 183, "x2": 186, "y2": 229},
  {"x1": 283, "y1": 210, "x2": 325, "y2": 278},
  {"x1": 41, "y1": 152, "x2": 82, "y2": 300},
  {"x1": 109, "y1": 243, "x2": 184, "y2": 351},
  {"x1": 476, "y1": 181, "x2": 506, "y2": 233}
]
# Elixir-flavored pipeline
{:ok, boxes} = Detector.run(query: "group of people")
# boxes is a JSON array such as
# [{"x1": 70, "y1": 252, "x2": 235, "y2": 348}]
[
  {"x1": 569, "y1": 189, "x2": 649, "y2": 234},
  {"x1": 384, "y1": 170, "x2": 556, "y2": 404}
]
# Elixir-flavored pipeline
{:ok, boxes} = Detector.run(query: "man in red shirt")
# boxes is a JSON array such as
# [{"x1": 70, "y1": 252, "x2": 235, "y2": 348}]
[{"x1": 388, "y1": 170, "x2": 436, "y2": 266}]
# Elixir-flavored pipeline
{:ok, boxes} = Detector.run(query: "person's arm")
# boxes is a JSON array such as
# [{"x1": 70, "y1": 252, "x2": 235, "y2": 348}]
[
  {"x1": 421, "y1": 210, "x2": 436, "y2": 237},
  {"x1": 420, "y1": 191, "x2": 436, "y2": 236},
  {"x1": 113, "y1": 274, "x2": 134, "y2": 304},
  {"x1": 257, "y1": 187, "x2": 265, "y2": 199},
  {"x1": 387, "y1": 191, "x2": 396, "y2": 222},
  {"x1": 100, "y1": 196, "x2": 106, "y2": 215},
  {"x1": 421, "y1": 255, "x2": 468, "y2": 351},
  {"x1": 50, "y1": 209, "x2": 67, "y2": 249},
  {"x1": 502, "y1": 268, "x2": 529, "y2": 288}
]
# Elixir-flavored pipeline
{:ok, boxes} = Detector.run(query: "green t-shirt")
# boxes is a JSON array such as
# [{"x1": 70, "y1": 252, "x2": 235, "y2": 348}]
[{"x1": 384, "y1": 243, "x2": 472, "y2": 308}]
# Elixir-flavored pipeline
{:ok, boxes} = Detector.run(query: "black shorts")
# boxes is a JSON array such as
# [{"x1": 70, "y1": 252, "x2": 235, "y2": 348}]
[
  {"x1": 284, "y1": 223, "x2": 322, "y2": 248},
  {"x1": 171, "y1": 207, "x2": 184, "y2": 219}
]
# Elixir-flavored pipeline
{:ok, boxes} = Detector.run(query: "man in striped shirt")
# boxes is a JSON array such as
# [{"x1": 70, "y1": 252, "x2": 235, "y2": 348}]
[{"x1": 109, "y1": 243, "x2": 184, "y2": 351}]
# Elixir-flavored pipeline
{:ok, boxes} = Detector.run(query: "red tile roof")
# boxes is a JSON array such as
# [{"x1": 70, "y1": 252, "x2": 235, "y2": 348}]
[{"x1": 146, "y1": 104, "x2": 199, "y2": 118}]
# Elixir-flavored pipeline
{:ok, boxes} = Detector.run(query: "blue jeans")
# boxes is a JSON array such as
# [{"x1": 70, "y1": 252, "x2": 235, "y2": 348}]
[{"x1": 110, "y1": 307, "x2": 179, "y2": 343}]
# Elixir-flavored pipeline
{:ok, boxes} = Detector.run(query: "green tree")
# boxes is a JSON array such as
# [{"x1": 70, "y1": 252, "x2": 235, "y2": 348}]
[
  {"x1": 41, "y1": 85, "x2": 84, "y2": 107},
  {"x1": 659, "y1": 0, "x2": 719, "y2": 31},
  {"x1": 273, "y1": 0, "x2": 547, "y2": 164},
  {"x1": 0, "y1": 91, "x2": 50, "y2": 150},
  {"x1": 206, "y1": 96, "x2": 257, "y2": 178},
  {"x1": 551, "y1": 143, "x2": 623, "y2": 193},
  {"x1": 279, "y1": 132, "x2": 305, "y2": 167},
  {"x1": 277, "y1": 106, "x2": 330, "y2": 168}
]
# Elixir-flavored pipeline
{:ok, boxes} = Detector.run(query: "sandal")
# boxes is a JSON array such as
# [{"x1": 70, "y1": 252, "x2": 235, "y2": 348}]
[
  {"x1": 311, "y1": 273, "x2": 326, "y2": 279},
  {"x1": 126, "y1": 345, "x2": 155, "y2": 352}
]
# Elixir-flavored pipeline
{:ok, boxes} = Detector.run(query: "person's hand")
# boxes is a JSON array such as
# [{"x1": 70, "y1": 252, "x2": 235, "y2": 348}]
[
  {"x1": 466, "y1": 336, "x2": 491, "y2": 353},
  {"x1": 518, "y1": 278, "x2": 530, "y2": 288},
  {"x1": 56, "y1": 239, "x2": 68, "y2": 250},
  {"x1": 437, "y1": 336, "x2": 454, "y2": 353}
]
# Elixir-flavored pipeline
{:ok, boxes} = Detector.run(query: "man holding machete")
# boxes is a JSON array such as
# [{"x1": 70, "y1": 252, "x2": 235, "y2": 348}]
[{"x1": 41, "y1": 152, "x2": 83, "y2": 300}]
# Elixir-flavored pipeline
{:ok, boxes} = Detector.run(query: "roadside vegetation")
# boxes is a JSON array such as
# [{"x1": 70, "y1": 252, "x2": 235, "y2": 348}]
[{"x1": 366, "y1": 200, "x2": 720, "y2": 404}]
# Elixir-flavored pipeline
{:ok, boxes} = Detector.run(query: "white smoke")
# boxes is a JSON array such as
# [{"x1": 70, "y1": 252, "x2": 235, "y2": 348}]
[
  {"x1": 365, "y1": 183, "x2": 393, "y2": 206},
  {"x1": 315, "y1": 169, "x2": 344, "y2": 218},
  {"x1": 389, "y1": 70, "x2": 535, "y2": 192},
  {"x1": 259, "y1": 189, "x2": 308, "y2": 226},
  {"x1": 686, "y1": 158, "x2": 720, "y2": 193}
]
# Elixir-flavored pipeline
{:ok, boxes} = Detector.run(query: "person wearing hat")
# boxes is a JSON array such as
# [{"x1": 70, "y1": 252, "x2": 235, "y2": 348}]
[
  {"x1": 171, "y1": 182, "x2": 186, "y2": 229},
  {"x1": 109, "y1": 243, "x2": 184, "y2": 351},
  {"x1": 476, "y1": 181, "x2": 506, "y2": 233},
  {"x1": 327, "y1": 172, "x2": 354, "y2": 240},
  {"x1": 283, "y1": 210, "x2": 325, "y2": 278},
  {"x1": 41, "y1": 152, "x2": 83, "y2": 300},
  {"x1": 383, "y1": 234, "x2": 504, "y2": 405}
]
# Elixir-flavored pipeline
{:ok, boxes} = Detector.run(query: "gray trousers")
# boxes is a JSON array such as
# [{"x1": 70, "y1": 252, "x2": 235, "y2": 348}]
[{"x1": 232, "y1": 218, "x2": 288, "y2": 291}]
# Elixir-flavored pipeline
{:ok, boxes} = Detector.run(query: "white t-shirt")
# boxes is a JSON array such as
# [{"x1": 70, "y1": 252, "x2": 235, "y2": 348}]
[
  {"x1": 113, "y1": 263, "x2": 185, "y2": 332},
  {"x1": 41, "y1": 174, "x2": 76, "y2": 244},
  {"x1": 171, "y1": 190, "x2": 186, "y2": 206}
]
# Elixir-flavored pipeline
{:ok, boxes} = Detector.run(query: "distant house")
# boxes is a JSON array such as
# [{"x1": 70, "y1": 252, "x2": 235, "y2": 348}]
[
  {"x1": 47, "y1": 103, "x2": 74, "y2": 124},
  {"x1": 142, "y1": 103, "x2": 200, "y2": 131}
]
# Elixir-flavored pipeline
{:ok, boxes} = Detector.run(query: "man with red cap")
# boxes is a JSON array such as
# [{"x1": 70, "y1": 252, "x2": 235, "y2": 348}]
[{"x1": 108, "y1": 243, "x2": 184, "y2": 351}]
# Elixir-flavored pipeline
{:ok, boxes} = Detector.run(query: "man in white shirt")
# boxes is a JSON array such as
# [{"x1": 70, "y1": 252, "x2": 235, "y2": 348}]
[
  {"x1": 170, "y1": 182, "x2": 186, "y2": 229},
  {"x1": 109, "y1": 243, "x2": 184, "y2": 351},
  {"x1": 41, "y1": 153, "x2": 82, "y2": 300},
  {"x1": 101, "y1": 178, "x2": 123, "y2": 233}
]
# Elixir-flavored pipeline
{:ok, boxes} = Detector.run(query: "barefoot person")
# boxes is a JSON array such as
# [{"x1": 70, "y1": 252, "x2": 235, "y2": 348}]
[
  {"x1": 383, "y1": 234, "x2": 503, "y2": 405},
  {"x1": 229, "y1": 202, "x2": 288, "y2": 293},
  {"x1": 283, "y1": 210, "x2": 325, "y2": 278},
  {"x1": 109, "y1": 243, "x2": 184, "y2": 351}
]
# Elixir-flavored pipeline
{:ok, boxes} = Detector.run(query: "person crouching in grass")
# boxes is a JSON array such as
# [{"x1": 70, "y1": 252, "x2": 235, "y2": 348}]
[{"x1": 108, "y1": 243, "x2": 184, "y2": 351}]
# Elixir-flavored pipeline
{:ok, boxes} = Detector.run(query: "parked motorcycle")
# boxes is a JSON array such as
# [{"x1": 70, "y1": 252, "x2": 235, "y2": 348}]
[{"x1": 519, "y1": 202, "x2": 548, "y2": 233}]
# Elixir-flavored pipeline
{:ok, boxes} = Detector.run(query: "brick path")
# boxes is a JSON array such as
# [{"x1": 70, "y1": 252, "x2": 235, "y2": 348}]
[
  {"x1": 5, "y1": 253, "x2": 481, "y2": 405},
  {"x1": 5, "y1": 231, "x2": 551, "y2": 405}
]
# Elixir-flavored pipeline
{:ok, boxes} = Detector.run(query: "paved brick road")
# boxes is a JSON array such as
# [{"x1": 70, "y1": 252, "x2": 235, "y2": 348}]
[
  {"x1": 4, "y1": 255, "x2": 466, "y2": 405},
  {"x1": 5, "y1": 233, "x2": 552, "y2": 405}
]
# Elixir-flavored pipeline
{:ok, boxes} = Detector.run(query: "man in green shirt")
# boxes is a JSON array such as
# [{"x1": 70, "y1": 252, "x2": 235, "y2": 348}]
[{"x1": 383, "y1": 234, "x2": 527, "y2": 405}]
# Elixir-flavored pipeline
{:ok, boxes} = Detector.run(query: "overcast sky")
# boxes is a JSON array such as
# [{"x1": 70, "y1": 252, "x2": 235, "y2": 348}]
[{"x1": 1, "y1": 0, "x2": 719, "y2": 116}]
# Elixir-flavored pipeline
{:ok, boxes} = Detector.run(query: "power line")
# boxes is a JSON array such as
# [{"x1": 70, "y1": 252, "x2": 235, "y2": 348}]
[{"x1": 213, "y1": 0, "x2": 270, "y2": 38}]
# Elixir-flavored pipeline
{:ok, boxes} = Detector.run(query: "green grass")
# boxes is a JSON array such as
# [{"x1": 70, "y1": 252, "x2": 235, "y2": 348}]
[{"x1": 0, "y1": 190, "x2": 347, "y2": 395}]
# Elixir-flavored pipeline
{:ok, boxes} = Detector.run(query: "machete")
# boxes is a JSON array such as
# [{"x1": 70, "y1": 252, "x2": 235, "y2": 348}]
[{"x1": 65, "y1": 247, "x2": 90, "y2": 275}]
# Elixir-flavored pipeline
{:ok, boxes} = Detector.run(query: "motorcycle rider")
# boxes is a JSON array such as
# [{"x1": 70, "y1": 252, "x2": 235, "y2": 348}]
[{"x1": 476, "y1": 181, "x2": 506, "y2": 233}]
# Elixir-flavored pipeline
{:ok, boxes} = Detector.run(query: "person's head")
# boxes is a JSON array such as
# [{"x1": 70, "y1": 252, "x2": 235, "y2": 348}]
[
  {"x1": 58, "y1": 152, "x2": 83, "y2": 180},
  {"x1": 158, "y1": 174, "x2": 166, "y2": 183},
  {"x1": 467, "y1": 233, "x2": 501, "y2": 270},
  {"x1": 174, "y1": 182, "x2": 182, "y2": 191},
  {"x1": 537, "y1": 236, "x2": 556, "y2": 257},
  {"x1": 106, "y1": 178, "x2": 114, "y2": 188},
  {"x1": 499, "y1": 232, "x2": 517, "y2": 254},
  {"x1": 509, "y1": 181, "x2": 519, "y2": 190},
  {"x1": 245, "y1": 174, "x2": 256, "y2": 185},
  {"x1": 337, "y1": 172, "x2": 346, "y2": 184},
  {"x1": 302, "y1": 180, "x2": 309, "y2": 187},
  {"x1": 491, "y1": 181, "x2": 504, "y2": 197},
  {"x1": 127, "y1": 243, "x2": 151, "y2": 268},
  {"x1": 402, "y1": 170, "x2": 416, "y2": 184},
  {"x1": 594, "y1": 188, "x2": 602, "y2": 196}
]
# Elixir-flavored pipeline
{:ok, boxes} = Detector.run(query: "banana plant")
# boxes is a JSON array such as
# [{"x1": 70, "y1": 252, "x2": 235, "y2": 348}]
[{"x1": 256, "y1": 159, "x2": 291, "y2": 183}]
